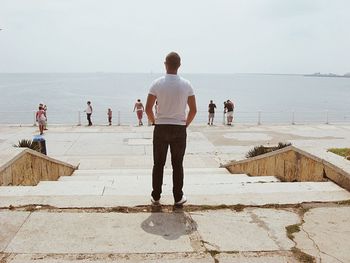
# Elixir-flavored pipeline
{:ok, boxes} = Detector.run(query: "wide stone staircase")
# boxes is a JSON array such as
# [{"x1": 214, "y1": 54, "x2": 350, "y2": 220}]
[{"x1": 1, "y1": 167, "x2": 349, "y2": 207}]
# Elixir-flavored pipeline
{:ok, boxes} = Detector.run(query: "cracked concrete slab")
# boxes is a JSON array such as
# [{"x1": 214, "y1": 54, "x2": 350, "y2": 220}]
[
  {"x1": 217, "y1": 251, "x2": 298, "y2": 262},
  {"x1": 0, "y1": 211, "x2": 30, "y2": 252},
  {"x1": 223, "y1": 132, "x2": 273, "y2": 141},
  {"x1": 4, "y1": 212, "x2": 195, "y2": 254},
  {"x1": 191, "y1": 208, "x2": 300, "y2": 252},
  {"x1": 295, "y1": 206, "x2": 350, "y2": 263},
  {"x1": 7, "y1": 253, "x2": 213, "y2": 263}
]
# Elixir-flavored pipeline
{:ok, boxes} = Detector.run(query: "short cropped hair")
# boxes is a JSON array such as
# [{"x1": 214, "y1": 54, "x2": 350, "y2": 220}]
[{"x1": 165, "y1": 52, "x2": 181, "y2": 70}]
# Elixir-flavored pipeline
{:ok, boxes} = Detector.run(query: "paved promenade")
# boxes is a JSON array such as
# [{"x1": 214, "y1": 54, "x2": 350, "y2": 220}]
[{"x1": 1, "y1": 124, "x2": 350, "y2": 262}]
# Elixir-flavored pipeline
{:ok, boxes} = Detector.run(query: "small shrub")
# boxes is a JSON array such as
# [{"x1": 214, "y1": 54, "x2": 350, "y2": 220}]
[
  {"x1": 246, "y1": 142, "x2": 292, "y2": 158},
  {"x1": 13, "y1": 139, "x2": 40, "y2": 152},
  {"x1": 246, "y1": 145, "x2": 269, "y2": 158},
  {"x1": 277, "y1": 142, "x2": 292, "y2": 149}
]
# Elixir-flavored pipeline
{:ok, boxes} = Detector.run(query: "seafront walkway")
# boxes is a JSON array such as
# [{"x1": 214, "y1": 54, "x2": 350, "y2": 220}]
[{"x1": 1, "y1": 124, "x2": 350, "y2": 262}]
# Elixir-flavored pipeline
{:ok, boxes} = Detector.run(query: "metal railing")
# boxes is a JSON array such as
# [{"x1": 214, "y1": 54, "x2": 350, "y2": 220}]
[{"x1": 0, "y1": 110, "x2": 349, "y2": 126}]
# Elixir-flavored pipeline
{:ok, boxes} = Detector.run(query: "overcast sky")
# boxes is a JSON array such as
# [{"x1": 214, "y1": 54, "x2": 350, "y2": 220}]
[{"x1": 1, "y1": 0, "x2": 349, "y2": 74}]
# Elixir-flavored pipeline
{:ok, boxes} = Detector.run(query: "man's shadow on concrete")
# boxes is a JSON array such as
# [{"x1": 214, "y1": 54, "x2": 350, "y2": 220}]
[{"x1": 141, "y1": 207, "x2": 197, "y2": 240}]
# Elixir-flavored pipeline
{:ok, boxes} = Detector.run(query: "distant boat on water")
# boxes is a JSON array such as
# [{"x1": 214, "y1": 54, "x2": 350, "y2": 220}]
[{"x1": 304, "y1": 72, "x2": 350, "y2": 78}]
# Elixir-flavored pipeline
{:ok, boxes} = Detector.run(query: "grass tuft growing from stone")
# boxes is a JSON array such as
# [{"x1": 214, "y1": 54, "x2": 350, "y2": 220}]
[
  {"x1": 286, "y1": 224, "x2": 301, "y2": 240},
  {"x1": 291, "y1": 248, "x2": 316, "y2": 263},
  {"x1": 328, "y1": 148, "x2": 350, "y2": 158}
]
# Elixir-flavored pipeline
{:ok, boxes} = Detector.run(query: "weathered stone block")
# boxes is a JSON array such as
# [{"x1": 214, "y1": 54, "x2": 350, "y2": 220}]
[
  {"x1": 0, "y1": 149, "x2": 76, "y2": 186},
  {"x1": 1, "y1": 167, "x2": 12, "y2": 186},
  {"x1": 324, "y1": 166, "x2": 350, "y2": 191},
  {"x1": 225, "y1": 146, "x2": 350, "y2": 191}
]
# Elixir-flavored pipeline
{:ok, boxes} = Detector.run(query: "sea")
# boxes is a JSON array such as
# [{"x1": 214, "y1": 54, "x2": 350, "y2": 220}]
[{"x1": 0, "y1": 73, "x2": 349, "y2": 125}]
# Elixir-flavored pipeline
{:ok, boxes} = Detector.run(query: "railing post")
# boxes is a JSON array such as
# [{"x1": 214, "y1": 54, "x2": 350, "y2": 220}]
[
  {"x1": 78, "y1": 111, "x2": 81, "y2": 126},
  {"x1": 292, "y1": 111, "x2": 295, "y2": 125},
  {"x1": 258, "y1": 111, "x2": 261, "y2": 125},
  {"x1": 33, "y1": 110, "x2": 37, "y2": 126},
  {"x1": 325, "y1": 110, "x2": 329, "y2": 124},
  {"x1": 118, "y1": 111, "x2": 121, "y2": 126}
]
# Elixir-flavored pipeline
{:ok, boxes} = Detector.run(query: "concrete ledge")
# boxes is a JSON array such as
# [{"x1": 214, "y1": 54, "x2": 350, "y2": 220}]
[
  {"x1": 224, "y1": 146, "x2": 350, "y2": 191},
  {"x1": 0, "y1": 148, "x2": 78, "y2": 186}
]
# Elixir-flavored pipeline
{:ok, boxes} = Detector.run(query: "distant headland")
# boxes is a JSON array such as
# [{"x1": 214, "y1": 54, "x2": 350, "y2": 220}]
[{"x1": 304, "y1": 72, "x2": 350, "y2": 78}]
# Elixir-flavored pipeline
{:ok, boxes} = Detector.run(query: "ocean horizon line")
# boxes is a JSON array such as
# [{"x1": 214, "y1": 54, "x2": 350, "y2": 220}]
[{"x1": 0, "y1": 72, "x2": 308, "y2": 76}]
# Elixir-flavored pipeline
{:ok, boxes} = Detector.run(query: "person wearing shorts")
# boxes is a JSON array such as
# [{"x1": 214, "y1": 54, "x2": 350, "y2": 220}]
[
  {"x1": 224, "y1": 100, "x2": 234, "y2": 125},
  {"x1": 36, "y1": 105, "x2": 46, "y2": 135},
  {"x1": 133, "y1": 99, "x2": 144, "y2": 126}
]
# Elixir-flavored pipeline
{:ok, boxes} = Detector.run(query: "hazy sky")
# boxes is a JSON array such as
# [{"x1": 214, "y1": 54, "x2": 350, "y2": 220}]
[{"x1": 1, "y1": 0, "x2": 349, "y2": 74}]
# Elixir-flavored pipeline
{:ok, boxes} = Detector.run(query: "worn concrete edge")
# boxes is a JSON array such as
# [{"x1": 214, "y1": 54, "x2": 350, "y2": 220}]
[
  {"x1": 222, "y1": 145, "x2": 350, "y2": 186},
  {"x1": 0, "y1": 251, "x2": 299, "y2": 263},
  {"x1": 0, "y1": 148, "x2": 78, "y2": 174},
  {"x1": 1, "y1": 200, "x2": 350, "y2": 213}
]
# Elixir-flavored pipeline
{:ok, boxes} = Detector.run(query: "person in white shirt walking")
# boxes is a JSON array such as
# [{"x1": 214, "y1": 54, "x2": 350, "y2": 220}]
[
  {"x1": 85, "y1": 101, "x2": 93, "y2": 126},
  {"x1": 145, "y1": 52, "x2": 197, "y2": 206}
]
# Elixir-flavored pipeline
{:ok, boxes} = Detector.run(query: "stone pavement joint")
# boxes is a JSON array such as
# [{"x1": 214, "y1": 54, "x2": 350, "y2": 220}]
[
  {"x1": 0, "y1": 251, "x2": 301, "y2": 263},
  {"x1": 2, "y1": 200, "x2": 350, "y2": 214}
]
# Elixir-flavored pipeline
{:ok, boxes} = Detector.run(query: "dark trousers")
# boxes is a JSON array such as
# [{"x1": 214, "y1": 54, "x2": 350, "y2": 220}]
[
  {"x1": 87, "y1": 113, "x2": 92, "y2": 125},
  {"x1": 151, "y1": 125, "x2": 187, "y2": 202}
]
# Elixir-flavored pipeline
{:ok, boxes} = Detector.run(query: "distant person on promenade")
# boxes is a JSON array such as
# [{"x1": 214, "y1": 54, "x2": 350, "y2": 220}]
[
  {"x1": 133, "y1": 99, "x2": 144, "y2": 126},
  {"x1": 145, "y1": 52, "x2": 197, "y2": 206},
  {"x1": 208, "y1": 100, "x2": 216, "y2": 125},
  {"x1": 84, "y1": 101, "x2": 93, "y2": 126},
  {"x1": 107, "y1": 108, "x2": 112, "y2": 126},
  {"x1": 39, "y1": 103, "x2": 48, "y2": 130},
  {"x1": 36, "y1": 105, "x2": 47, "y2": 135},
  {"x1": 224, "y1": 100, "x2": 234, "y2": 125}
]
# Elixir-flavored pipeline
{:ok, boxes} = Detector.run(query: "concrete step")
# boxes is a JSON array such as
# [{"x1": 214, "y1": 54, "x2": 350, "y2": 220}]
[
  {"x1": 0, "y1": 182, "x2": 349, "y2": 207},
  {"x1": 0, "y1": 181, "x2": 348, "y2": 200},
  {"x1": 37, "y1": 181, "x2": 113, "y2": 187},
  {"x1": 72, "y1": 167, "x2": 231, "y2": 176},
  {"x1": 59, "y1": 174, "x2": 280, "y2": 184},
  {"x1": 0, "y1": 182, "x2": 105, "y2": 196},
  {"x1": 103, "y1": 181, "x2": 346, "y2": 196}
]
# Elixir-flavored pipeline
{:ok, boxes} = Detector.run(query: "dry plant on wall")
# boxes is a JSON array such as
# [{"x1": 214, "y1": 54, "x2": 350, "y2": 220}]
[
  {"x1": 246, "y1": 142, "x2": 292, "y2": 158},
  {"x1": 13, "y1": 139, "x2": 40, "y2": 153}
]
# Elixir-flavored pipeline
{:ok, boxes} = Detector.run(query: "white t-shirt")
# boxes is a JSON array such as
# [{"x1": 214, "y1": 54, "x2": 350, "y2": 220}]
[
  {"x1": 85, "y1": 105, "x2": 92, "y2": 114},
  {"x1": 149, "y1": 74, "x2": 194, "y2": 125}
]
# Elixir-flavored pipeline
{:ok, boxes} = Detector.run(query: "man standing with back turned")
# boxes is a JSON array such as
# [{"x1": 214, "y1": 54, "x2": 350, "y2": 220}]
[{"x1": 145, "y1": 52, "x2": 197, "y2": 206}]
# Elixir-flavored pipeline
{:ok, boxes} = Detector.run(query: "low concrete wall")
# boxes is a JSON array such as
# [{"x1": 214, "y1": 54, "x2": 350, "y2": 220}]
[
  {"x1": 0, "y1": 148, "x2": 77, "y2": 186},
  {"x1": 224, "y1": 146, "x2": 350, "y2": 191}
]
